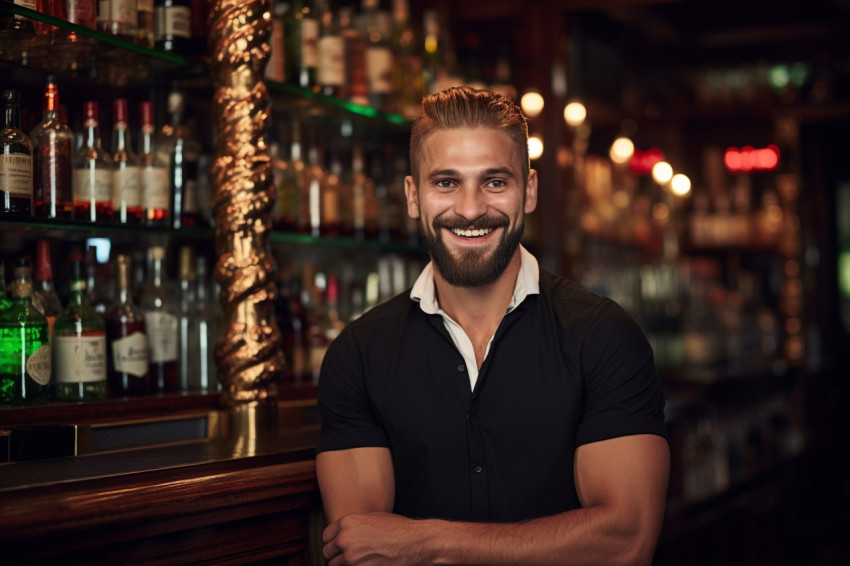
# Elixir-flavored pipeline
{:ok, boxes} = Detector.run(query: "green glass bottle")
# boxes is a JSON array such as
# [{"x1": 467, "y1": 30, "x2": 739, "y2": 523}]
[
  {"x1": 54, "y1": 260, "x2": 108, "y2": 401},
  {"x1": 0, "y1": 258, "x2": 11, "y2": 313},
  {"x1": 0, "y1": 258, "x2": 52, "y2": 405}
]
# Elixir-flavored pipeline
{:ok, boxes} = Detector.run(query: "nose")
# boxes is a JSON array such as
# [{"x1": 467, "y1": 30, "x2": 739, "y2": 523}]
[{"x1": 454, "y1": 184, "x2": 488, "y2": 222}]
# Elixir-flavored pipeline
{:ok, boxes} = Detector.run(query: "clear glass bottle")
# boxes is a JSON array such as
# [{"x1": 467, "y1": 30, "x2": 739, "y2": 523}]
[
  {"x1": 195, "y1": 254, "x2": 219, "y2": 391},
  {"x1": 156, "y1": 89, "x2": 201, "y2": 230},
  {"x1": 138, "y1": 100, "x2": 170, "y2": 226},
  {"x1": 140, "y1": 245, "x2": 179, "y2": 392},
  {"x1": 30, "y1": 76, "x2": 74, "y2": 220},
  {"x1": 30, "y1": 238, "x2": 62, "y2": 342},
  {"x1": 0, "y1": 89, "x2": 33, "y2": 217},
  {"x1": 0, "y1": 258, "x2": 52, "y2": 405},
  {"x1": 54, "y1": 260, "x2": 108, "y2": 401},
  {"x1": 177, "y1": 245, "x2": 197, "y2": 391},
  {"x1": 111, "y1": 98, "x2": 144, "y2": 224},
  {"x1": 105, "y1": 253, "x2": 150, "y2": 397},
  {"x1": 73, "y1": 101, "x2": 114, "y2": 223}
]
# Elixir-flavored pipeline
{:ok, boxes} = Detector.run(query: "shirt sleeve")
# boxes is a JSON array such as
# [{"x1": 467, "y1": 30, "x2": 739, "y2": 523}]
[
  {"x1": 316, "y1": 325, "x2": 391, "y2": 454},
  {"x1": 574, "y1": 299, "x2": 668, "y2": 446}
]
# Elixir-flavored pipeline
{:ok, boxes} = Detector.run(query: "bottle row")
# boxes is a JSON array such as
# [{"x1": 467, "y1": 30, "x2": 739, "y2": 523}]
[{"x1": 0, "y1": 237, "x2": 426, "y2": 405}]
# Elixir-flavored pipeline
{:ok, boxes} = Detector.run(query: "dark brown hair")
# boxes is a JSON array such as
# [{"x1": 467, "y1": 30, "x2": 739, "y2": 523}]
[{"x1": 409, "y1": 86, "x2": 530, "y2": 185}]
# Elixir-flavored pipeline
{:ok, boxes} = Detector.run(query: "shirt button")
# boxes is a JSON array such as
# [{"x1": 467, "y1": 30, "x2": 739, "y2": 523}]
[
  {"x1": 456, "y1": 364, "x2": 466, "y2": 373},
  {"x1": 473, "y1": 465, "x2": 483, "y2": 473}
]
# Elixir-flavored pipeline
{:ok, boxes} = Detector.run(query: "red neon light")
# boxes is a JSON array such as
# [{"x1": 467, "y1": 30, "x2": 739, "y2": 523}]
[
  {"x1": 724, "y1": 144, "x2": 780, "y2": 173},
  {"x1": 628, "y1": 147, "x2": 665, "y2": 175}
]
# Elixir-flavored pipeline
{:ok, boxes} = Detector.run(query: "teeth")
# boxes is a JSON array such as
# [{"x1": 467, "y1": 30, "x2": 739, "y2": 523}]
[{"x1": 451, "y1": 228, "x2": 492, "y2": 238}]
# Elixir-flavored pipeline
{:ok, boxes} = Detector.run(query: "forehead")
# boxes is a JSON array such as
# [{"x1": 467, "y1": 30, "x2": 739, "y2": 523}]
[{"x1": 418, "y1": 127, "x2": 521, "y2": 173}]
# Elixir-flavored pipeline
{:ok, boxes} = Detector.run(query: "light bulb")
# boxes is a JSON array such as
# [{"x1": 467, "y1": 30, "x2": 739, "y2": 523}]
[{"x1": 520, "y1": 92, "x2": 545, "y2": 118}]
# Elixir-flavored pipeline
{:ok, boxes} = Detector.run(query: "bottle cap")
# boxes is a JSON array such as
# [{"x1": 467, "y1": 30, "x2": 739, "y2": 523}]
[
  {"x1": 140, "y1": 100, "x2": 154, "y2": 126},
  {"x1": 83, "y1": 101, "x2": 99, "y2": 122},
  {"x1": 2, "y1": 90, "x2": 20, "y2": 105},
  {"x1": 113, "y1": 98, "x2": 128, "y2": 124}
]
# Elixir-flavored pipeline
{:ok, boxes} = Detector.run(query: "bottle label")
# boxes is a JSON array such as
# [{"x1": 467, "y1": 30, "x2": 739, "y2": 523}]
[
  {"x1": 113, "y1": 0, "x2": 137, "y2": 26},
  {"x1": 114, "y1": 165, "x2": 143, "y2": 207},
  {"x1": 0, "y1": 154, "x2": 33, "y2": 197},
  {"x1": 66, "y1": 0, "x2": 97, "y2": 28},
  {"x1": 55, "y1": 334, "x2": 107, "y2": 383},
  {"x1": 318, "y1": 36, "x2": 345, "y2": 86},
  {"x1": 184, "y1": 179, "x2": 199, "y2": 214},
  {"x1": 74, "y1": 167, "x2": 113, "y2": 203},
  {"x1": 138, "y1": 0, "x2": 154, "y2": 15},
  {"x1": 142, "y1": 165, "x2": 169, "y2": 209},
  {"x1": 145, "y1": 311, "x2": 178, "y2": 362},
  {"x1": 112, "y1": 331, "x2": 149, "y2": 377},
  {"x1": 26, "y1": 344, "x2": 52, "y2": 386},
  {"x1": 158, "y1": 5, "x2": 191, "y2": 39},
  {"x1": 366, "y1": 46, "x2": 394, "y2": 94},
  {"x1": 301, "y1": 18, "x2": 319, "y2": 68}
]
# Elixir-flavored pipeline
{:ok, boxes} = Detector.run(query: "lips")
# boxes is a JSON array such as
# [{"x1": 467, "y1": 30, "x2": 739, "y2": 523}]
[{"x1": 451, "y1": 227, "x2": 493, "y2": 238}]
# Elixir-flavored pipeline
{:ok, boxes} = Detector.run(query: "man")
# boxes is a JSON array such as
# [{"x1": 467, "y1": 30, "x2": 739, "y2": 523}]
[{"x1": 316, "y1": 86, "x2": 669, "y2": 565}]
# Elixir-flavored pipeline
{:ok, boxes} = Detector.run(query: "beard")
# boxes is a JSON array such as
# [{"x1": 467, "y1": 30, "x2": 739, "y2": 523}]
[{"x1": 420, "y1": 212, "x2": 525, "y2": 287}]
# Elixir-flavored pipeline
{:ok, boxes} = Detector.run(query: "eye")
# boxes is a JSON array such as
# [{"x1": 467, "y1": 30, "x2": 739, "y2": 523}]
[
  {"x1": 434, "y1": 179, "x2": 455, "y2": 189},
  {"x1": 487, "y1": 179, "x2": 507, "y2": 189}
]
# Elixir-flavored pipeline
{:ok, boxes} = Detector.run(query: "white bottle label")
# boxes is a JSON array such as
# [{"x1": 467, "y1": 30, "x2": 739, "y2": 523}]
[
  {"x1": 161, "y1": 5, "x2": 191, "y2": 39},
  {"x1": 113, "y1": 0, "x2": 137, "y2": 26},
  {"x1": 366, "y1": 46, "x2": 394, "y2": 94},
  {"x1": 142, "y1": 165, "x2": 170, "y2": 210},
  {"x1": 74, "y1": 167, "x2": 113, "y2": 203},
  {"x1": 0, "y1": 154, "x2": 33, "y2": 197},
  {"x1": 301, "y1": 18, "x2": 319, "y2": 68},
  {"x1": 26, "y1": 345, "x2": 52, "y2": 386},
  {"x1": 112, "y1": 331, "x2": 149, "y2": 377},
  {"x1": 318, "y1": 36, "x2": 345, "y2": 86},
  {"x1": 114, "y1": 165, "x2": 144, "y2": 208},
  {"x1": 145, "y1": 311, "x2": 178, "y2": 363},
  {"x1": 55, "y1": 334, "x2": 107, "y2": 383}
]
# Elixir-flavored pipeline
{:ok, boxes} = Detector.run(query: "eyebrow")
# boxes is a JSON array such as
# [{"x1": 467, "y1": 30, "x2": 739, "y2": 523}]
[{"x1": 426, "y1": 167, "x2": 516, "y2": 179}]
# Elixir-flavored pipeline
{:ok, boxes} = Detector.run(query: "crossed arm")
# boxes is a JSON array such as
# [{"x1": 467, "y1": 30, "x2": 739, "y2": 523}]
[{"x1": 316, "y1": 433, "x2": 670, "y2": 566}]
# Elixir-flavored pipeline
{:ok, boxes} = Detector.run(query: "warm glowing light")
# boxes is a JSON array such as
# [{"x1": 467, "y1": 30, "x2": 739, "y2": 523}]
[
  {"x1": 652, "y1": 202, "x2": 670, "y2": 223},
  {"x1": 609, "y1": 137, "x2": 634, "y2": 164},
  {"x1": 520, "y1": 91, "x2": 545, "y2": 118},
  {"x1": 528, "y1": 136, "x2": 544, "y2": 160},
  {"x1": 652, "y1": 161, "x2": 674, "y2": 184},
  {"x1": 670, "y1": 173, "x2": 691, "y2": 196},
  {"x1": 628, "y1": 147, "x2": 664, "y2": 176},
  {"x1": 724, "y1": 144, "x2": 780, "y2": 173},
  {"x1": 563, "y1": 101, "x2": 587, "y2": 127}
]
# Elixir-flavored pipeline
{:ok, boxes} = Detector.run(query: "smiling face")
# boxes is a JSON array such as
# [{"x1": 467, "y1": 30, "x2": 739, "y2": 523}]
[{"x1": 405, "y1": 127, "x2": 538, "y2": 287}]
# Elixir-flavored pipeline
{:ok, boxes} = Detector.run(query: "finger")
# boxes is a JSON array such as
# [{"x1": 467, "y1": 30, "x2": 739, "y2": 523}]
[
  {"x1": 323, "y1": 520, "x2": 340, "y2": 544},
  {"x1": 323, "y1": 539, "x2": 341, "y2": 562}
]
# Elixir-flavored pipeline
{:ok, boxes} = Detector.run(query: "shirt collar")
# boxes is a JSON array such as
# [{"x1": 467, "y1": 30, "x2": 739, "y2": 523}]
[{"x1": 411, "y1": 245, "x2": 540, "y2": 315}]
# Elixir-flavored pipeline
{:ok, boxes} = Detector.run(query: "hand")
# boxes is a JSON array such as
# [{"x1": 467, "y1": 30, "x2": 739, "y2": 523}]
[{"x1": 322, "y1": 511, "x2": 424, "y2": 566}]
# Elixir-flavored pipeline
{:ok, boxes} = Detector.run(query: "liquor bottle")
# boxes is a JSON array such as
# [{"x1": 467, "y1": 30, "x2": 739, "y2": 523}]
[
  {"x1": 350, "y1": 141, "x2": 367, "y2": 241},
  {"x1": 30, "y1": 76, "x2": 74, "y2": 220},
  {"x1": 0, "y1": 258, "x2": 52, "y2": 405},
  {"x1": 194, "y1": 254, "x2": 218, "y2": 390},
  {"x1": 275, "y1": 117, "x2": 304, "y2": 232},
  {"x1": 361, "y1": 0, "x2": 394, "y2": 111},
  {"x1": 140, "y1": 245, "x2": 179, "y2": 392},
  {"x1": 105, "y1": 253, "x2": 150, "y2": 396},
  {"x1": 302, "y1": 128, "x2": 326, "y2": 237},
  {"x1": 340, "y1": 3, "x2": 369, "y2": 106},
  {"x1": 322, "y1": 139, "x2": 344, "y2": 237},
  {"x1": 421, "y1": 8, "x2": 445, "y2": 95},
  {"x1": 265, "y1": 1, "x2": 285, "y2": 82},
  {"x1": 317, "y1": 0, "x2": 346, "y2": 98},
  {"x1": 157, "y1": 89, "x2": 201, "y2": 229},
  {"x1": 1, "y1": 89, "x2": 33, "y2": 217},
  {"x1": 74, "y1": 101, "x2": 114, "y2": 222},
  {"x1": 284, "y1": 0, "x2": 318, "y2": 90},
  {"x1": 391, "y1": 0, "x2": 422, "y2": 118},
  {"x1": 176, "y1": 245, "x2": 197, "y2": 391},
  {"x1": 98, "y1": 0, "x2": 138, "y2": 40},
  {"x1": 111, "y1": 98, "x2": 144, "y2": 224},
  {"x1": 0, "y1": 258, "x2": 10, "y2": 313},
  {"x1": 155, "y1": 0, "x2": 192, "y2": 54},
  {"x1": 0, "y1": 0, "x2": 37, "y2": 38},
  {"x1": 137, "y1": 0, "x2": 155, "y2": 47},
  {"x1": 138, "y1": 100, "x2": 169, "y2": 226},
  {"x1": 86, "y1": 244, "x2": 111, "y2": 314},
  {"x1": 30, "y1": 238, "x2": 62, "y2": 342},
  {"x1": 54, "y1": 260, "x2": 108, "y2": 401}
]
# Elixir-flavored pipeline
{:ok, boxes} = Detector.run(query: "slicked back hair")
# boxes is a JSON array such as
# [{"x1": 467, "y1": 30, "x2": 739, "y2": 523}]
[{"x1": 409, "y1": 86, "x2": 530, "y2": 186}]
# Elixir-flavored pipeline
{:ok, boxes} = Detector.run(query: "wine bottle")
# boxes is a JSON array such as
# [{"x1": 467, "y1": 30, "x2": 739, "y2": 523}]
[
  {"x1": 73, "y1": 101, "x2": 114, "y2": 223},
  {"x1": 30, "y1": 238, "x2": 62, "y2": 342},
  {"x1": 54, "y1": 260, "x2": 108, "y2": 401},
  {"x1": 140, "y1": 245, "x2": 179, "y2": 392},
  {"x1": 30, "y1": 76, "x2": 74, "y2": 220},
  {"x1": 391, "y1": 0, "x2": 422, "y2": 119},
  {"x1": 0, "y1": 89, "x2": 33, "y2": 217},
  {"x1": 317, "y1": 0, "x2": 346, "y2": 98},
  {"x1": 155, "y1": 0, "x2": 192, "y2": 55},
  {"x1": 340, "y1": 4, "x2": 369, "y2": 106},
  {"x1": 284, "y1": 0, "x2": 319, "y2": 90},
  {"x1": 0, "y1": 258, "x2": 52, "y2": 405},
  {"x1": 105, "y1": 253, "x2": 150, "y2": 396},
  {"x1": 0, "y1": 258, "x2": 11, "y2": 313},
  {"x1": 138, "y1": 100, "x2": 170, "y2": 226},
  {"x1": 361, "y1": 0, "x2": 394, "y2": 111},
  {"x1": 111, "y1": 98, "x2": 144, "y2": 224}
]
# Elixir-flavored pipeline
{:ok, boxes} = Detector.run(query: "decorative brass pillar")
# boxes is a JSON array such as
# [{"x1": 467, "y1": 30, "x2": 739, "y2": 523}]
[{"x1": 208, "y1": 0, "x2": 283, "y2": 430}]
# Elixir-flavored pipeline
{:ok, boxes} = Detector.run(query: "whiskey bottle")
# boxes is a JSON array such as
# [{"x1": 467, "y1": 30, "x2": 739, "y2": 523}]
[
  {"x1": 105, "y1": 253, "x2": 150, "y2": 396},
  {"x1": 340, "y1": 4, "x2": 369, "y2": 106},
  {"x1": 30, "y1": 238, "x2": 62, "y2": 342},
  {"x1": 361, "y1": 0, "x2": 394, "y2": 111},
  {"x1": 0, "y1": 258, "x2": 10, "y2": 313},
  {"x1": 157, "y1": 89, "x2": 201, "y2": 229},
  {"x1": 0, "y1": 258, "x2": 52, "y2": 405},
  {"x1": 140, "y1": 245, "x2": 179, "y2": 392},
  {"x1": 317, "y1": 0, "x2": 345, "y2": 98},
  {"x1": 1, "y1": 89, "x2": 33, "y2": 217},
  {"x1": 284, "y1": 0, "x2": 318, "y2": 90},
  {"x1": 73, "y1": 101, "x2": 114, "y2": 223},
  {"x1": 0, "y1": 0, "x2": 37, "y2": 38},
  {"x1": 111, "y1": 98, "x2": 144, "y2": 224},
  {"x1": 30, "y1": 76, "x2": 74, "y2": 220},
  {"x1": 155, "y1": 0, "x2": 192, "y2": 55},
  {"x1": 137, "y1": 0, "x2": 155, "y2": 47},
  {"x1": 138, "y1": 100, "x2": 170, "y2": 226},
  {"x1": 98, "y1": 0, "x2": 138, "y2": 40},
  {"x1": 194, "y1": 254, "x2": 218, "y2": 390},
  {"x1": 54, "y1": 260, "x2": 108, "y2": 401},
  {"x1": 176, "y1": 245, "x2": 197, "y2": 391}
]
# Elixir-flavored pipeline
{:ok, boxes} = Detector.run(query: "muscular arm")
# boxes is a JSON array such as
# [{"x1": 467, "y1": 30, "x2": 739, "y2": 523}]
[{"x1": 319, "y1": 434, "x2": 669, "y2": 566}]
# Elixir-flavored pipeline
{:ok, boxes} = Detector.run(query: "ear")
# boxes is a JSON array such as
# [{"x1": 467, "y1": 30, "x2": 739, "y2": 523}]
[
  {"x1": 404, "y1": 175, "x2": 420, "y2": 218},
  {"x1": 524, "y1": 169, "x2": 538, "y2": 214}
]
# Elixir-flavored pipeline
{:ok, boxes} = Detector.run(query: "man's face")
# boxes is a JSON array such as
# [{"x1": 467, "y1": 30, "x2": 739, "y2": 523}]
[{"x1": 404, "y1": 127, "x2": 538, "y2": 287}]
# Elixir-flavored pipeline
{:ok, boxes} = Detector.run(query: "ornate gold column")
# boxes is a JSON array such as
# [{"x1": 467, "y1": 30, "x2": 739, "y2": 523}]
[{"x1": 208, "y1": 0, "x2": 283, "y2": 434}]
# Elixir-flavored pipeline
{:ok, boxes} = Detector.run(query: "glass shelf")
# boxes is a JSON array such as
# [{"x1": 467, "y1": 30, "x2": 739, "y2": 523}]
[
  {"x1": 0, "y1": 218, "x2": 212, "y2": 245},
  {"x1": 270, "y1": 230, "x2": 423, "y2": 255}
]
